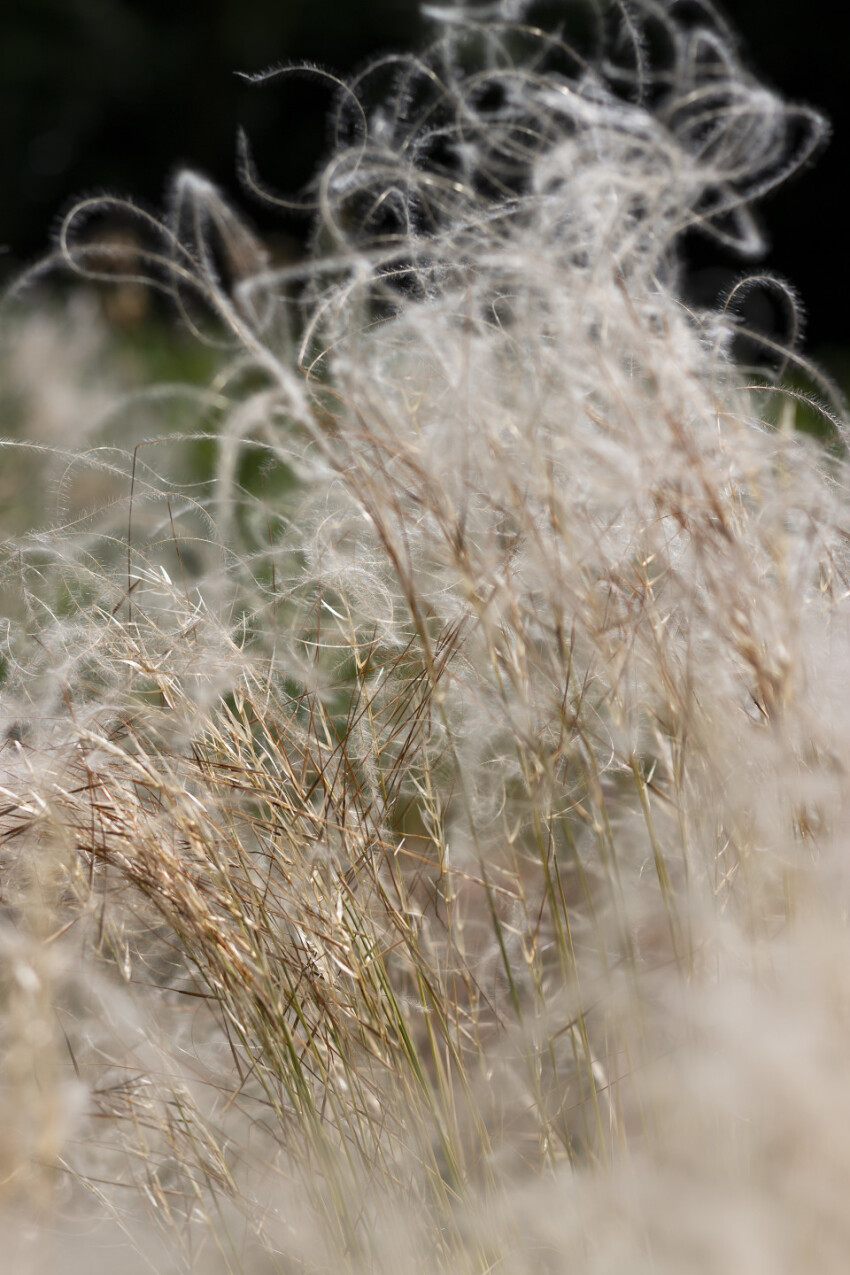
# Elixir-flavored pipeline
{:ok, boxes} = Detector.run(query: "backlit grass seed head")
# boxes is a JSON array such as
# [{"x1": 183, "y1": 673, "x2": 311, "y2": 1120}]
[{"x1": 1, "y1": 2, "x2": 849, "y2": 1271}]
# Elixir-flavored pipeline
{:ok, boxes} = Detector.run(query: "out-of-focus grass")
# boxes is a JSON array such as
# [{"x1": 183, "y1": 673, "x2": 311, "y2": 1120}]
[{"x1": 3, "y1": 5, "x2": 850, "y2": 1274}]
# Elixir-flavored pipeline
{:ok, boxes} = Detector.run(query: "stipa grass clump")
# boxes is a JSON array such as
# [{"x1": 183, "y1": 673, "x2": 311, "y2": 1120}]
[{"x1": 2, "y1": 2, "x2": 850, "y2": 1270}]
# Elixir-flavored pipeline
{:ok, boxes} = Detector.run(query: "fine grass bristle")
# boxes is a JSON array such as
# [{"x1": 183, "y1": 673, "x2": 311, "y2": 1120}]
[{"x1": 2, "y1": 3, "x2": 849, "y2": 1271}]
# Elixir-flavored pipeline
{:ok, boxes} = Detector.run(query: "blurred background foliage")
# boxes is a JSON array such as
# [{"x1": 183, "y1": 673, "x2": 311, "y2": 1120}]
[{"x1": 1, "y1": 0, "x2": 848, "y2": 354}]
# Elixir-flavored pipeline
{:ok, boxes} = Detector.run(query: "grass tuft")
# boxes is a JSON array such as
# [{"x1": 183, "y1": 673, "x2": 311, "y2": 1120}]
[{"x1": 2, "y1": 2, "x2": 849, "y2": 1270}]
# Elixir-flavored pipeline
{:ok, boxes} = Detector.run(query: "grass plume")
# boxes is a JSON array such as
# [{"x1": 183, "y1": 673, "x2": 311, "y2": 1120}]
[{"x1": 2, "y1": 2, "x2": 849, "y2": 1270}]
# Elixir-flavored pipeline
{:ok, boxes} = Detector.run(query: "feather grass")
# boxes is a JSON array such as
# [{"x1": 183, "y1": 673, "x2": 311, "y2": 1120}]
[{"x1": 2, "y1": 2, "x2": 848, "y2": 1270}]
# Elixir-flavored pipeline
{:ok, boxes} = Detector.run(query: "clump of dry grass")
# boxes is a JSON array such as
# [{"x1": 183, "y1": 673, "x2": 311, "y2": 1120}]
[{"x1": 2, "y1": 2, "x2": 850, "y2": 1271}]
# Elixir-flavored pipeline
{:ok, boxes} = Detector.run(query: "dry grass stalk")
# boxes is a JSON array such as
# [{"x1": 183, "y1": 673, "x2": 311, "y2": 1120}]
[{"x1": 2, "y1": 3, "x2": 849, "y2": 1271}]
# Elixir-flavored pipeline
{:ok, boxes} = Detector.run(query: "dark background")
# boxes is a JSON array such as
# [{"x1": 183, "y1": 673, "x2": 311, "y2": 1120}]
[{"x1": 2, "y1": 0, "x2": 847, "y2": 355}]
